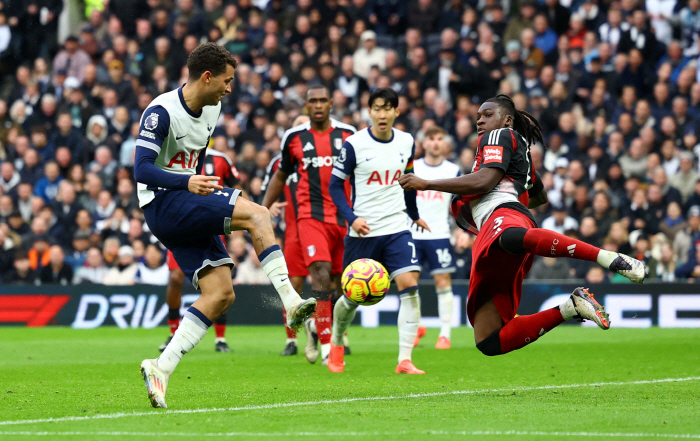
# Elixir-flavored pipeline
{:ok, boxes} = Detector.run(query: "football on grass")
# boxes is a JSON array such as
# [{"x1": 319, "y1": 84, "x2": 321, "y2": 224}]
[{"x1": 341, "y1": 258, "x2": 390, "y2": 305}]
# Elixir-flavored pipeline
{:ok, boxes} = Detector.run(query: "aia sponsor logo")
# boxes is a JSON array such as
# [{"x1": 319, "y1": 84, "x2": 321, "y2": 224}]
[
  {"x1": 483, "y1": 146, "x2": 503, "y2": 164},
  {"x1": 367, "y1": 170, "x2": 402, "y2": 185}
]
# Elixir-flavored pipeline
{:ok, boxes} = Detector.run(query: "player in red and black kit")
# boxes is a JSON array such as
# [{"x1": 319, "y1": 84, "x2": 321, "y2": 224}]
[
  {"x1": 261, "y1": 114, "x2": 310, "y2": 356},
  {"x1": 159, "y1": 148, "x2": 242, "y2": 353},
  {"x1": 400, "y1": 94, "x2": 646, "y2": 357},
  {"x1": 263, "y1": 85, "x2": 355, "y2": 365}
]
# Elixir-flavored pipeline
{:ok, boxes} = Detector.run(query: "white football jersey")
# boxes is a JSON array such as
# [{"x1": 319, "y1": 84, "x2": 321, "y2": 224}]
[
  {"x1": 136, "y1": 87, "x2": 220, "y2": 208},
  {"x1": 411, "y1": 158, "x2": 460, "y2": 240},
  {"x1": 332, "y1": 127, "x2": 415, "y2": 238}
]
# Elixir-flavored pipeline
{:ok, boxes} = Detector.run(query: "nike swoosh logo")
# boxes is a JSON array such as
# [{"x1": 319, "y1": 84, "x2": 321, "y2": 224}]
[
  {"x1": 281, "y1": 277, "x2": 288, "y2": 282},
  {"x1": 365, "y1": 157, "x2": 376, "y2": 162},
  {"x1": 176, "y1": 135, "x2": 187, "y2": 140}
]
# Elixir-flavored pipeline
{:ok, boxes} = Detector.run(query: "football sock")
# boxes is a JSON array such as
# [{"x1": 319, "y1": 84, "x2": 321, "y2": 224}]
[
  {"x1": 157, "y1": 306, "x2": 210, "y2": 375},
  {"x1": 259, "y1": 245, "x2": 300, "y2": 311},
  {"x1": 214, "y1": 313, "x2": 226, "y2": 340},
  {"x1": 398, "y1": 286, "x2": 421, "y2": 363},
  {"x1": 282, "y1": 307, "x2": 297, "y2": 339},
  {"x1": 167, "y1": 308, "x2": 180, "y2": 336},
  {"x1": 332, "y1": 295, "x2": 358, "y2": 347},
  {"x1": 522, "y1": 228, "x2": 599, "y2": 261},
  {"x1": 437, "y1": 287, "x2": 453, "y2": 339},
  {"x1": 313, "y1": 293, "x2": 333, "y2": 360},
  {"x1": 559, "y1": 296, "x2": 577, "y2": 320},
  {"x1": 497, "y1": 308, "x2": 565, "y2": 355}
]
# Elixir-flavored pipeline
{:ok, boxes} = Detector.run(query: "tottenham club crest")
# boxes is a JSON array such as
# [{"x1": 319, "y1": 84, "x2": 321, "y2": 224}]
[{"x1": 144, "y1": 113, "x2": 159, "y2": 130}]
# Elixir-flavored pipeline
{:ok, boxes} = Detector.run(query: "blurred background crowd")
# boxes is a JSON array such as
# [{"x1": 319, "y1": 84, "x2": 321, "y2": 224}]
[{"x1": 1, "y1": 0, "x2": 700, "y2": 286}]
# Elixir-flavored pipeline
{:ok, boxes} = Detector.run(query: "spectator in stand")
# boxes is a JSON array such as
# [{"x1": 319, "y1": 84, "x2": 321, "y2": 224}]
[
  {"x1": 134, "y1": 243, "x2": 168, "y2": 285},
  {"x1": 39, "y1": 245, "x2": 73, "y2": 285},
  {"x1": 542, "y1": 204, "x2": 580, "y2": 234},
  {"x1": 352, "y1": 30, "x2": 386, "y2": 80},
  {"x1": 103, "y1": 245, "x2": 138, "y2": 285},
  {"x1": 674, "y1": 206, "x2": 700, "y2": 264},
  {"x1": 73, "y1": 246, "x2": 107, "y2": 284},
  {"x1": 5, "y1": 249, "x2": 36, "y2": 285}
]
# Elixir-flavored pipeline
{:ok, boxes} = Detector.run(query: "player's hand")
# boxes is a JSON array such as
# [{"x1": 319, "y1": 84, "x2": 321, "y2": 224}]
[
  {"x1": 188, "y1": 175, "x2": 223, "y2": 196},
  {"x1": 398, "y1": 173, "x2": 428, "y2": 191},
  {"x1": 352, "y1": 218, "x2": 370, "y2": 237},
  {"x1": 269, "y1": 201, "x2": 287, "y2": 217},
  {"x1": 413, "y1": 218, "x2": 431, "y2": 233}
]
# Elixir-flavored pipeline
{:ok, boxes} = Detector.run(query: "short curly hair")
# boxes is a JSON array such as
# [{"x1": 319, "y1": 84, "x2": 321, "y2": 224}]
[{"x1": 187, "y1": 43, "x2": 238, "y2": 80}]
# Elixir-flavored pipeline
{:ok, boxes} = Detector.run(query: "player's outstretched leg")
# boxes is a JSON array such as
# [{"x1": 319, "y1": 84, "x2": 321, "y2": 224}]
[
  {"x1": 475, "y1": 287, "x2": 609, "y2": 357},
  {"x1": 214, "y1": 313, "x2": 232, "y2": 352},
  {"x1": 328, "y1": 295, "x2": 358, "y2": 373},
  {"x1": 304, "y1": 318, "x2": 319, "y2": 363},
  {"x1": 231, "y1": 198, "x2": 316, "y2": 329},
  {"x1": 280, "y1": 307, "x2": 298, "y2": 356},
  {"x1": 500, "y1": 228, "x2": 647, "y2": 283},
  {"x1": 396, "y1": 286, "x2": 425, "y2": 374}
]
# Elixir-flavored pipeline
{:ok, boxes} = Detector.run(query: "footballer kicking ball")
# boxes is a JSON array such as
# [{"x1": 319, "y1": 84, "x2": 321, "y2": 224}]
[{"x1": 341, "y1": 258, "x2": 390, "y2": 305}]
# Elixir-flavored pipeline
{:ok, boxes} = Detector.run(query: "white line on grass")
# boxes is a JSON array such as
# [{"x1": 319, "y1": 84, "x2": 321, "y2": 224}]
[
  {"x1": 0, "y1": 431, "x2": 699, "y2": 438},
  {"x1": 1, "y1": 376, "x2": 698, "y2": 427}
]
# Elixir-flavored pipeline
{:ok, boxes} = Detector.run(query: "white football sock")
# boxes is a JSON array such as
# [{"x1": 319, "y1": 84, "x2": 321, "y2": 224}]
[
  {"x1": 596, "y1": 250, "x2": 617, "y2": 268},
  {"x1": 286, "y1": 338, "x2": 297, "y2": 344},
  {"x1": 437, "y1": 287, "x2": 453, "y2": 339},
  {"x1": 398, "y1": 287, "x2": 421, "y2": 363},
  {"x1": 332, "y1": 296, "x2": 358, "y2": 347},
  {"x1": 260, "y1": 246, "x2": 301, "y2": 311},
  {"x1": 559, "y1": 297, "x2": 576, "y2": 320},
  {"x1": 321, "y1": 343, "x2": 331, "y2": 359},
  {"x1": 157, "y1": 308, "x2": 209, "y2": 376}
]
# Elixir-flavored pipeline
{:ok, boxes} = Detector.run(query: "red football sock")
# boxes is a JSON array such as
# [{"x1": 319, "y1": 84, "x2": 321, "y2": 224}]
[
  {"x1": 315, "y1": 300, "x2": 332, "y2": 346},
  {"x1": 283, "y1": 307, "x2": 296, "y2": 338},
  {"x1": 167, "y1": 318, "x2": 180, "y2": 336},
  {"x1": 499, "y1": 308, "x2": 565, "y2": 354},
  {"x1": 523, "y1": 228, "x2": 600, "y2": 261},
  {"x1": 214, "y1": 323, "x2": 226, "y2": 339}
]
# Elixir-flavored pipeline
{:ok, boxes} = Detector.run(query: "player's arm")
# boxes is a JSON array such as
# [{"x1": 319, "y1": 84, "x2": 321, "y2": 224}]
[
  {"x1": 330, "y1": 141, "x2": 369, "y2": 235},
  {"x1": 403, "y1": 143, "x2": 430, "y2": 232},
  {"x1": 262, "y1": 169, "x2": 289, "y2": 208},
  {"x1": 262, "y1": 139, "x2": 294, "y2": 209},
  {"x1": 399, "y1": 130, "x2": 511, "y2": 194},
  {"x1": 527, "y1": 171, "x2": 547, "y2": 209},
  {"x1": 134, "y1": 106, "x2": 221, "y2": 195}
]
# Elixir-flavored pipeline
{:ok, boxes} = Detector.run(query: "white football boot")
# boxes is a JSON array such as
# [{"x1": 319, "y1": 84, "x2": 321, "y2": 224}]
[
  {"x1": 608, "y1": 254, "x2": 646, "y2": 284},
  {"x1": 140, "y1": 359, "x2": 170, "y2": 408},
  {"x1": 304, "y1": 318, "x2": 319, "y2": 364},
  {"x1": 286, "y1": 298, "x2": 317, "y2": 331}
]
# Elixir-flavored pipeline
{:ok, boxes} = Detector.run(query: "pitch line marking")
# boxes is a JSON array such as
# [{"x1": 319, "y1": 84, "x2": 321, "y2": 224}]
[
  {"x1": 0, "y1": 431, "x2": 699, "y2": 438},
  {"x1": 1, "y1": 376, "x2": 698, "y2": 427}
]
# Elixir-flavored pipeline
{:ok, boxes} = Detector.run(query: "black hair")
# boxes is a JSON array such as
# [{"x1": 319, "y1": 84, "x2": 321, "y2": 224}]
[
  {"x1": 368, "y1": 87, "x2": 399, "y2": 109},
  {"x1": 485, "y1": 94, "x2": 547, "y2": 149},
  {"x1": 304, "y1": 84, "x2": 330, "y2": 100},
  {"x1": 187, "y1": 42, "x2": 238, "y2": 80}
]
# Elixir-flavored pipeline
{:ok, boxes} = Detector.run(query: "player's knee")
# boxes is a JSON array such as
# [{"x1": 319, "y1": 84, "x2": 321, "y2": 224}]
[
  {"x1": 475, "y1": 329, "x2": 503, "y2": 357},
  {"x1": 251, "y1": 204, "x2": 271, "y2": 225},
  {"x1": 499, "y1": 227, "x2": 527, "y2": 255},
  {"x1": 218, "y1": 288, "x2": 236, "y2": 310},
  {"x1": 170, "y1": 270, "x2": 185, "y2": 286},
  {"x1": 434, "y1": 274, "x2": 451, "y2": 290},
  {"x1": 310, "y1": 262, "x2": 332, "y2": 286}
]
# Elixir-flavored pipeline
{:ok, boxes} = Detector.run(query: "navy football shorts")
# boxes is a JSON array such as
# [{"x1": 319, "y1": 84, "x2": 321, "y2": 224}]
[
  {"x1": 143, "y1": 188, "x2": 241, "y2": 289},
  {"x1": 414, "y1": 238, "x2": 456, "y2": 275},
  {"x1": 343, "y1": 230, "x2": 421, "y2": 280}
]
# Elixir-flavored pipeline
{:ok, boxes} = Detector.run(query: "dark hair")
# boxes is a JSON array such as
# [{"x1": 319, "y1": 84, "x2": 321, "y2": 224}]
[
  {"x1": 187, "y1": 43, "x2": 238, "y2": 80},
  {"x1": 368, "y1": 87, "x2": 399, "y2": 109},
  {"x1": 485, "y1": 94, "x2": 546, "y2": 149},
  {"x1": 304, "y1": 84, "x2": 330, "y2": 100}
]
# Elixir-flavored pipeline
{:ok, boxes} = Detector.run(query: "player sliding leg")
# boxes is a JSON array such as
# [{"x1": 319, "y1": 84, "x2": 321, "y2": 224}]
[{"x1": 280, "y1": 276, "x2": 304, "y2": 355}]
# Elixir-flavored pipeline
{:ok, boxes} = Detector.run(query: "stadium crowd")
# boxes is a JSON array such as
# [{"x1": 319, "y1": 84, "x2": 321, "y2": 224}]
[{"x1": 0, "y1": 0, "x2": 700, "y2": 285}]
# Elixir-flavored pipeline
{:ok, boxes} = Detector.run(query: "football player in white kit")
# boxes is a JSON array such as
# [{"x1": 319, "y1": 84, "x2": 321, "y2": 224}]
[
  {"x1": 411, "y1": 126, "x2": 460, "y2": 350},
  {"x1": 328, "y1": 88, "x2": 431, "y2": 374}
]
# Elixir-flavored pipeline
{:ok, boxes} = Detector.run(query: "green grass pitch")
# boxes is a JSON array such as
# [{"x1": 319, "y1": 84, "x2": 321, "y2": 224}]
[{"x1": 1, "y1": 326, "x2": 699, "y2": 441}]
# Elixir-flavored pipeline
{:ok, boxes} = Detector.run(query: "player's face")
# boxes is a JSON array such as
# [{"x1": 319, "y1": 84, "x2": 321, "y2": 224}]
[
  {"x1": 424, "y1": 134, "x2": 444, "y2": 157},
  {"x1": 206, "y1": 64, "x2": 235, "y2": 105},
  {"x1": 304, "y1": 88, "x2": 332, "y2": 124},
  {"x1": 476, "y1": 102, "x2": 511, "y2": 136},
  {"x1": 369, "y1": 98, "x2": 399, "y2": 135}
]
